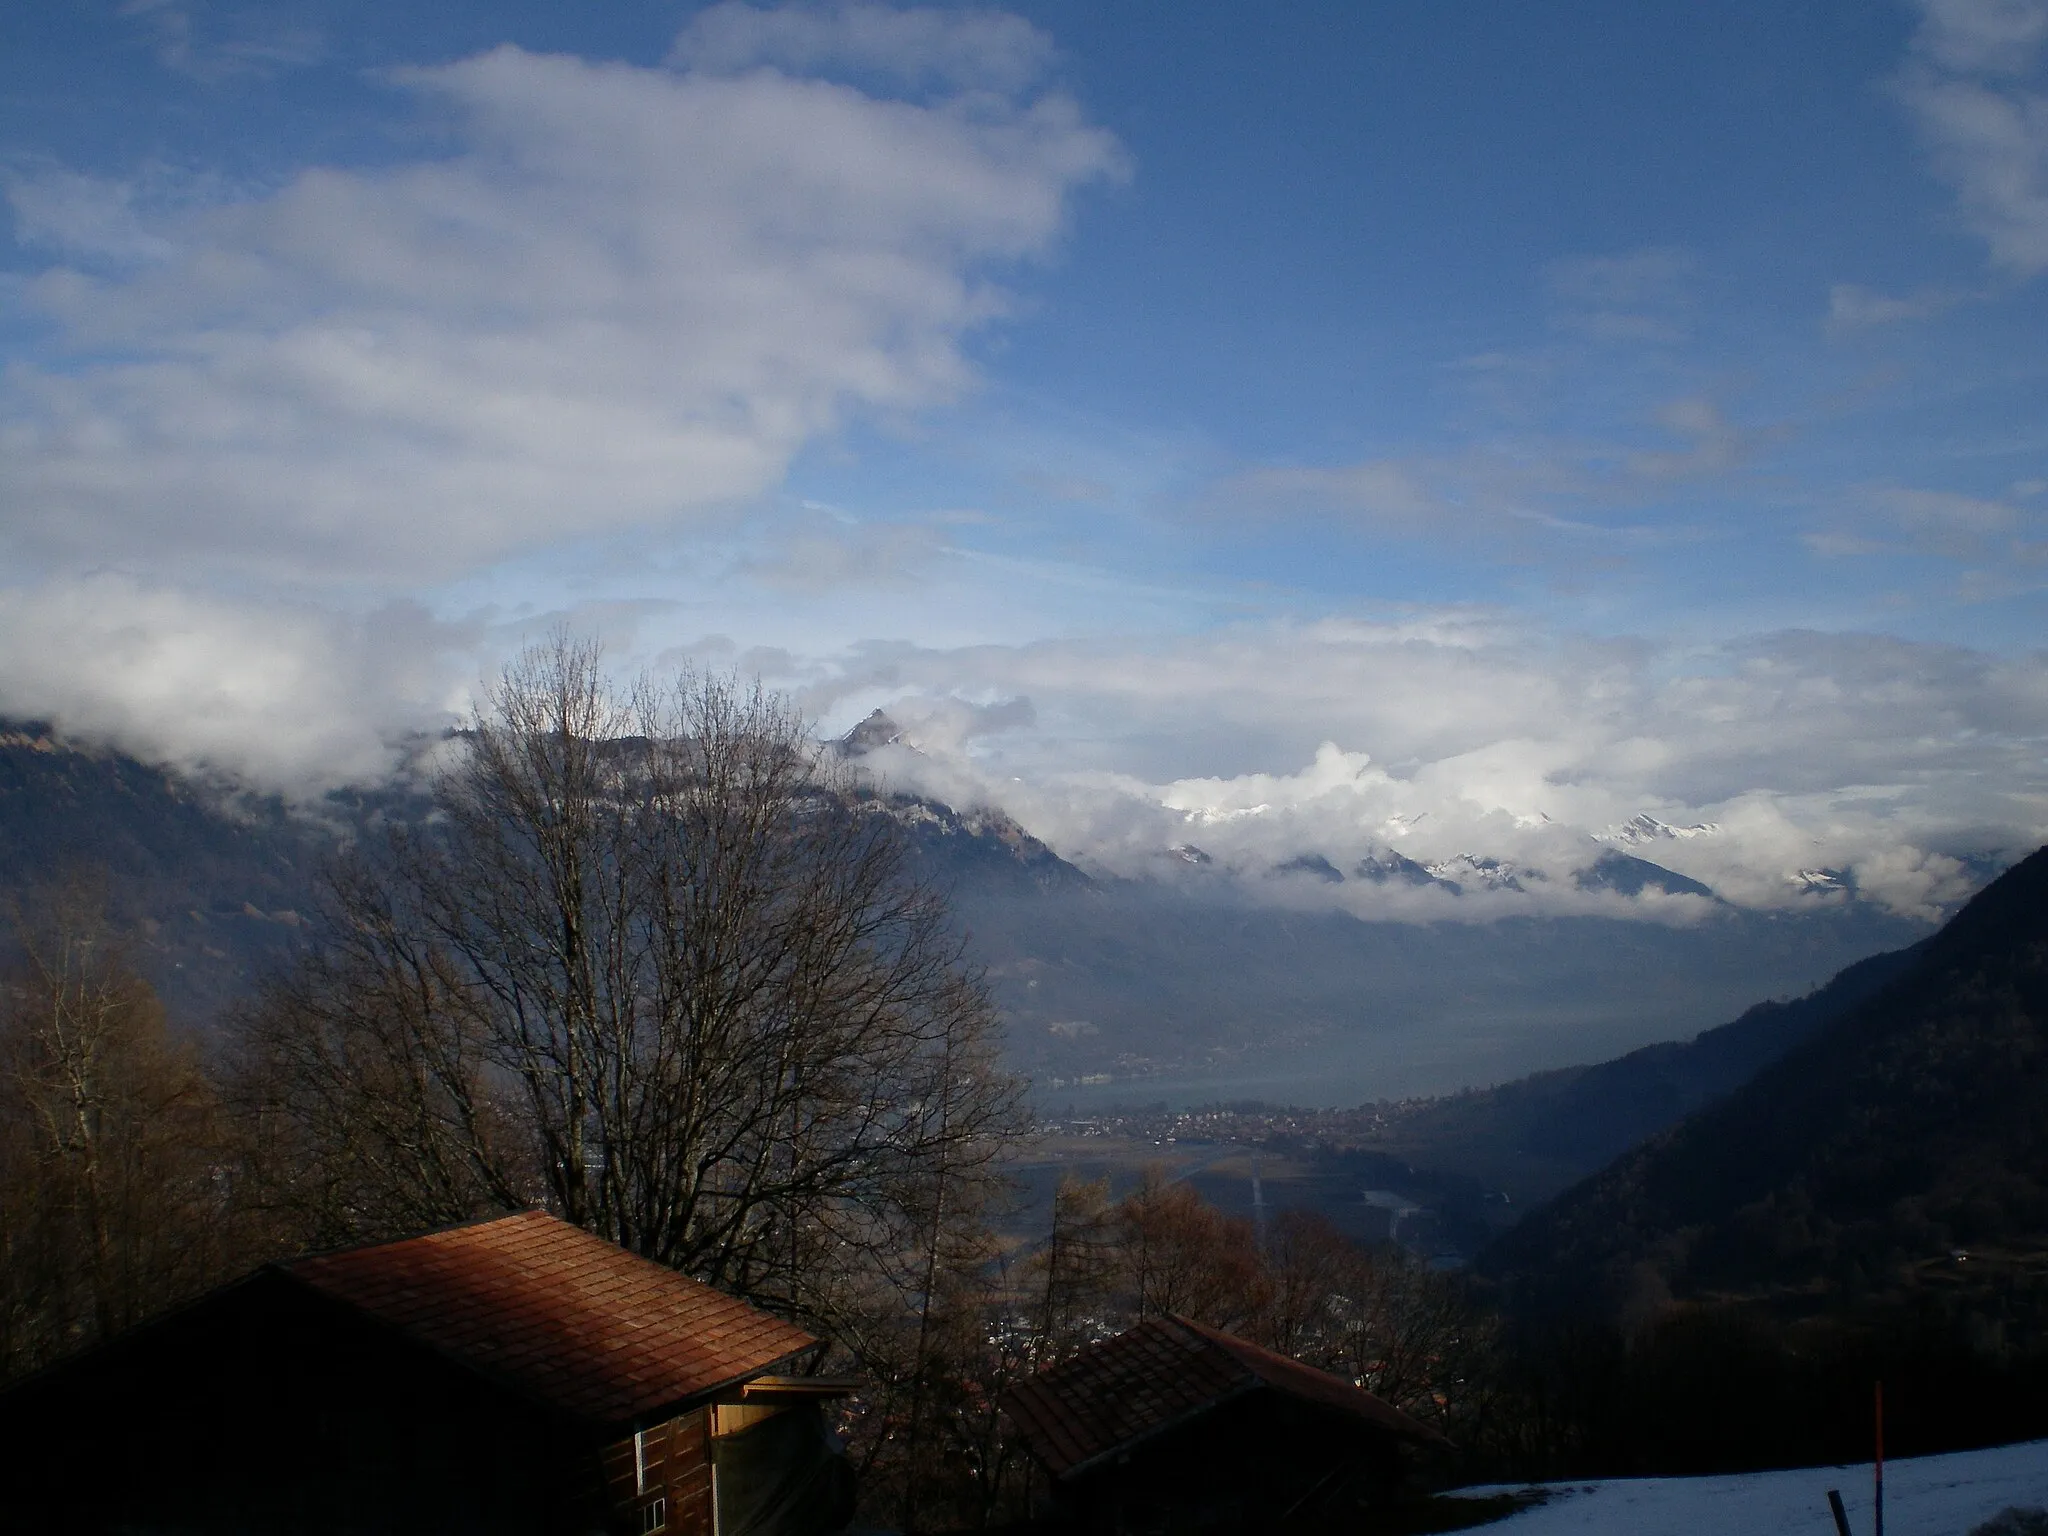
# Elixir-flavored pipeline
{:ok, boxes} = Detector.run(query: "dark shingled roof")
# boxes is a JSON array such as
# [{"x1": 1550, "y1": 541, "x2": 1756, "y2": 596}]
[
  {"x1": 282, "y1": 1210, "x2": 817, "y2": 1428},
  {"x1": 1003, "y1": 1314, "x2": 1450, "y2": 1479}
]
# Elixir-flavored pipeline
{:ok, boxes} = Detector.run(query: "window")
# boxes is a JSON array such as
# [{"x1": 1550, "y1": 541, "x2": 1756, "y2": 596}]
[{"x1": 641, "y1": 1497, "x2": 668, "y2": 1534}]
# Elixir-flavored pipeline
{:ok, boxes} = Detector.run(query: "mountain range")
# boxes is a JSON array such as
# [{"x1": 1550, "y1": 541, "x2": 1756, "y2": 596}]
[{"x1": 0, "y1": 718, "x2": 1937, "y2": 1103}]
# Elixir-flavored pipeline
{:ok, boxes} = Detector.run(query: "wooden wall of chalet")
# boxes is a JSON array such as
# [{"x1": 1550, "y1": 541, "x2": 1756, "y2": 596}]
[
  {"x1": 0, "y1": 1272, "x2": 624, "y2": 1535},
  {"x1": 601, "y1": 1407, "x2": 713, "y2": 1536},
  {"x1": 1050, "y1": 1389, "x2": 1408, "y2": 1536}
]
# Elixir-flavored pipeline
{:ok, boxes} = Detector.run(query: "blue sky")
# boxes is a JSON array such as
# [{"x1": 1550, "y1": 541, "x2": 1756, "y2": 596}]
[{"x1": 2, "y1": 0, "x2": 2045, "y2": 917}]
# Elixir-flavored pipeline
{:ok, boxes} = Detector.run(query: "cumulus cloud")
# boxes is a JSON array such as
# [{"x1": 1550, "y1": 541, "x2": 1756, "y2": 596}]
[
  {"x1": 0, "y1": 577, "x2": 477, "y2": 788},
  {"x1": 2, "y1": 164, "x2": 204, "y2": 264},
  {"x1": 1900, "y1": 0, "x2": 2048, "y2": 275},
  {"x1": 0, "y1": 38, "x2": 1121, "y2": 585}
]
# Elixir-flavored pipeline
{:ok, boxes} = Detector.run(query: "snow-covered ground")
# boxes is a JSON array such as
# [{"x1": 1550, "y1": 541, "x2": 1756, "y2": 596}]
[{"x1": 1452, "y1": 1439, "x2": 2048, "y2": 1536}]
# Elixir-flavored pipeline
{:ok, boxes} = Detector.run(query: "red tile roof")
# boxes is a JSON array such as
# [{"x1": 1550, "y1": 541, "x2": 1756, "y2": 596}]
[
  {"x1": 1002, "y1": 1315, "x2": 1449, "y2": 1479},
  {"x1": 282, "y1": 1211, "x2": 817, "y2": 1428}
]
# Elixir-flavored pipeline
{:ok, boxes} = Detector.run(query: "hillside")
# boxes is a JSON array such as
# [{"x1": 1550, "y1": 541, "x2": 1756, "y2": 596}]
[
  {"x1": 0, "y1": 725, "x2": 334, "y2": 1020},
  {"x1": 1481, "y1": 843, "x2": 2048, "y2": 1322},
  {"x1": 1350, "y1": 940, "x2": 1926, "y2": 1204},
  {"x1": 0, "y1": 721, "x2": 1088, "y2": 1028}
]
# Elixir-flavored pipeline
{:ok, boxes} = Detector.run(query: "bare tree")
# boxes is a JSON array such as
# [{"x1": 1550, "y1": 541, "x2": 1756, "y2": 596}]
[
  {"x1": 0, "y1": 882, "x2": 229, "y2": 1377},
  {"x1": 236, "y1": 636, "x2": 1022, "y2": 1319},
  {"x1": 1030, "y1": 1174, "x2": 1116, "y2": 1364},
  {"x1": 1115, "y1": 1167, "x2": 1266, "y2": 1330},
  {"x1": 1259, "y1": 1208, "x2": 1359, "y2": 1358},
  {"x1": 1321, "y1": 1241, "x2": 1497, "y2": 1433}
]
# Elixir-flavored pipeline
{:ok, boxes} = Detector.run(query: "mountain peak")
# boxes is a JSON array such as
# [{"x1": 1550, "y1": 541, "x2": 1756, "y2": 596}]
[
  {"x1": 1606, "y1": 813, "x2": 1720, "y2": 846},
  {"x1": 838, "y1": 709, "x2": 906, "y2": 756}
]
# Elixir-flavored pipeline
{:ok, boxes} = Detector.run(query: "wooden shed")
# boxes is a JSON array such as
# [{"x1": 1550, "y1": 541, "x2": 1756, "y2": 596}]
[
  {"x1": 0, "y1": 1211, "x2": 856, "y2": 1536},
  {"x1": 1003, "y1": 1315, "x2": 1449, "y2": 1535}
]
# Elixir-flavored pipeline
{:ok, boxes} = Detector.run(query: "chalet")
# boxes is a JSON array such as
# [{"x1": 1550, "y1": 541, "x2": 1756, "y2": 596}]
[
  {"x1": 1002, "y1": 1315, "x2": 1449, "y2": 1535},
  {"x1": 0, "y1": 1211, "x2": 856, "y2": 1536}
]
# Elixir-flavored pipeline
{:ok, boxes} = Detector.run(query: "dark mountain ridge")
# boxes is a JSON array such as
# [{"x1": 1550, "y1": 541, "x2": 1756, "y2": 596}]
[
  {"x1": 1481, "y1": 842, "x2": 2048, "y2": 1321},
  {"x1": 0, "y1": 720, "x2": 1089, "y2": 1025},
  {"x1": 1354, "y1": 938, "x2": 1926, "y2": 1203}
]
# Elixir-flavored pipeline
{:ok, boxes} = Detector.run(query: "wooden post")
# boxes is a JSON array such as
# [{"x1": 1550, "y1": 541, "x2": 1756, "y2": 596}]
[
  {"x1": 1874, "y1": 1381, "x2": 1885, "y2": 1536},
  {"x1": 1828, "y1": 1488, "x2": 1854, "y2": 1536}
]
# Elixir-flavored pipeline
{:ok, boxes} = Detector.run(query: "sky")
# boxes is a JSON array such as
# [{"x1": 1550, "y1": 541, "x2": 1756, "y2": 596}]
[{"x1": 2, "y1": 0, "x2": 2046, "y2": 920}]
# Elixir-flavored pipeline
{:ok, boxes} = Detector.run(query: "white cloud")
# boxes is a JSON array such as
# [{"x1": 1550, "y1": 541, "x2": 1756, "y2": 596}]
[
  {"x1": 1214, "y1": 395, "x2": 1749, "y2": 548},
  {"x1": 1884, "y1": 485, "x2": 2022, "y2": 537},
  {"x1": 0, "y1": 577, "x2": 477, "y2": 788},
  {"x1": 1915, "y1": 0, "x2": 2048, "y2": 75},
  {"x1": 1901, "y1": 0, "x2": 2048, "y2": 275},
  {"x1": 671, "y1": 1, "x2": 1056, "y2": 93},
  {"x1": 739, "y1": 511, "x2": 954, "y2": 590},
  {"x1": 119, "y1": 0, "x2": 325, "y2": 82},
  {"x1": 799, "y1": 618, "x2": 2048, "y2": 921},
  {"x1": 1543, "y1": 247, "x2": 1696, "y2": 343},
  {"x1": 1826, "y1": 281, "x2": 1963, "y2": 328},
  {"x1": 4, "y1": 166, "x2": 186, "y2": 264},
  {"x1": 1806, "y1": 484, "x2": 2042, "y2": 564},
  {"x1": 0, "y1": 37, "x2": 1121, "y2": 585}
]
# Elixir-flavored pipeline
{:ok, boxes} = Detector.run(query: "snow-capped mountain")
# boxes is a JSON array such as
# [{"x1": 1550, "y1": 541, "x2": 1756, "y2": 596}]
[
  {"x1": 1424, "y1": 853, "x2": 1541, "y2": 893},
  {"x1": 834, "y1": 713, "x2": 1968, "y2": 921},
  {"x1": 838, "y1": 707, "x2": 908, "y2": 755},
  {"x1": 1603, "y1": 813, "x2": 1721, "y2": 846},
  {"x1": 1262, "y1": 843, "x2": 1710, "y2": 901},
  {"x1": 1352, "y1": 851, "x2": 1441, "y2": 888},
  {"x1": 1788, "y1": 867, "x2": 1852, "y2": 897}
]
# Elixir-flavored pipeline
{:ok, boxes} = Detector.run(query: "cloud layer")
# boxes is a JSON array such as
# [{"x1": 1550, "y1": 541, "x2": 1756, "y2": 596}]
[
  {"x1": 0, "y1": 577, "x2": 472, "y2": 787},
  {"x1": 805, "y1": 617, "x2": 2048, "y2": 921},
  {"x1": 1, "y1": 34, "x2": 1119, "y2": 585}
]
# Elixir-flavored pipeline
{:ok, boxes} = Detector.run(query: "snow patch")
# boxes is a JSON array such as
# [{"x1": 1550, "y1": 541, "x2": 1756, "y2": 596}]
[{"x1": 1453, "y1": 1437, "x2": 2048, "y2": 1536}]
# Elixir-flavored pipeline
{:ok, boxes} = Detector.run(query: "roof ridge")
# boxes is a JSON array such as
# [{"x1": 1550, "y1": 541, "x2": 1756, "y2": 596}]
[{"x1": 275, "y1": 1207, "x2": 551, "y2": 1273}]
